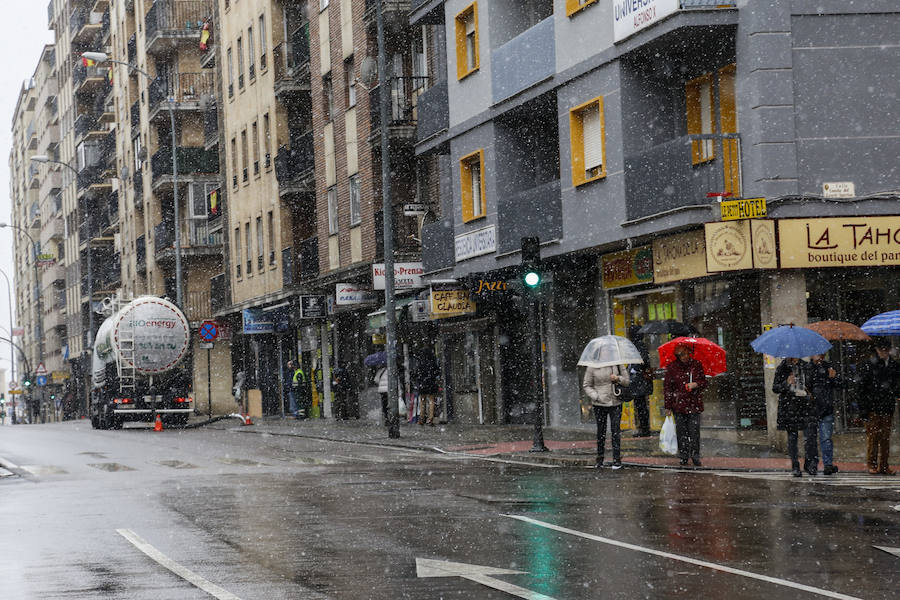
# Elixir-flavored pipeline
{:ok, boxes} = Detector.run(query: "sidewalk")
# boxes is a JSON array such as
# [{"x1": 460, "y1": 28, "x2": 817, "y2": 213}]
[{"x1": 205, "y1": 415, "x2": 894, "y2": 474}]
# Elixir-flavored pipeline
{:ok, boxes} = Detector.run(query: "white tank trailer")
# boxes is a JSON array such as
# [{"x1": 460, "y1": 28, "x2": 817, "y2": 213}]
[{"x1": 90, "y1": 296, "x2": 192, "y2": 429}]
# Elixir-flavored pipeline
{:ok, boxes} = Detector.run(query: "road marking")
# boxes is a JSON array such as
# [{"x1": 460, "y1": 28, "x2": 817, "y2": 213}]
[
  {"x1": 0, "y1": 456, "x2": 20, "y2": 469},
  {"x1": 874, "y1": 545, "x2": 900, "y2": 559},
  {"x1": 684, "y1": 469, "x2": 900, "y2": 492},
  {"x1": 416, "y1": 558, "x2": 557, "y2": 600},
  {"x1": 117, "y1": 529, "x2": 243, "y2": 600},
  {"x1": 504, "y1": 515, "x2": 862, "y2": 600},
  {"x1": 893, "y1": 505, "x2": 900, "y2": 512}
]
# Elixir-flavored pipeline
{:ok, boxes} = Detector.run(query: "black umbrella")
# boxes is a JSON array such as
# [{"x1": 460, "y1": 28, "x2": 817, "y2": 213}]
[{"x1": 637, "y1": 320, "x2": 695, "y2": 337}]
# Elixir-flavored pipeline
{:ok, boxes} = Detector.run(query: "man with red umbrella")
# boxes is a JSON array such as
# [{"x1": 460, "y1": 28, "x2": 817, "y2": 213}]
[{"x1": 663, "y1": 343, "x2": 709, "y2": 466}]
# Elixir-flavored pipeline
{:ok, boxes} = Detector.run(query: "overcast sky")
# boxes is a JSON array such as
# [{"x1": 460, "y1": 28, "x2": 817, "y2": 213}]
[{"x1": 0, "y1": 5, "x2": 55, "y2": 383}]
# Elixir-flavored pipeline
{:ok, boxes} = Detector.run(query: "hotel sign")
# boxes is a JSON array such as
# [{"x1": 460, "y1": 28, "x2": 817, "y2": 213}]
[
  {"x1": 719, "y1": 197, "x2": 767, "y2": 221},
  {"x1": 779, "y1": 216, "x2": 900, "y2": 268},
  {"x1": 614, "y1": 0, "x2": 679, "y2": 42}
]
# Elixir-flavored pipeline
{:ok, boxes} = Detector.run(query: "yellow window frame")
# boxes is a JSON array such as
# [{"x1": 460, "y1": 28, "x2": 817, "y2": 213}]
[
  {"x1": 460, "y1": 149, "x2": 486, "y2": 223},
  {"x1": 569, "y1": 96, "x2": 606, "y2": 187},
  {"x1": 455, "y1": 2, "x2": 479, "y2": 81},
  {"x1": 566, "y1": 0, "x2": 598, "y2": 17}
]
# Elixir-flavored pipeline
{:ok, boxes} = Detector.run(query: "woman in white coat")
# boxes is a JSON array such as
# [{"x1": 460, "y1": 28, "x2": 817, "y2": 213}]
[{"x1": 583, "y1": 364, "x2": 629, "y2": 468}]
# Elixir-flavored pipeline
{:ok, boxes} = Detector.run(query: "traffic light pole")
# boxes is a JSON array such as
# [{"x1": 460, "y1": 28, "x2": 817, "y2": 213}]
[{"x1": 521, "y1": 237, "x2": 548, "y2": 452}]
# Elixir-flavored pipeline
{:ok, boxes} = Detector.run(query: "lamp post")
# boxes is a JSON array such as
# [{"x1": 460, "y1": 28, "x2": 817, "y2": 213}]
[
  {"x1": 0, "y1": 269, "x2": 16, "y2": 423},
  {"x1": 81, "y1": 52, "x2": 183, "y2": 309},
  {"x1": 0, "y1": 222, "x2": 44, "y2": 423}
]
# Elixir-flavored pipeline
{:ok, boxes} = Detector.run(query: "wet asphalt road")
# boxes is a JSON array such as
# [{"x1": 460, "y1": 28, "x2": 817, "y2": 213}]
[{"x1": 0, "y1": 421, "x2": 898, "y2": 599}]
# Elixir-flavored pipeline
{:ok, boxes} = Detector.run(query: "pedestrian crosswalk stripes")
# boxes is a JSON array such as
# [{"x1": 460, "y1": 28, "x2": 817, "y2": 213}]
[{"x1": 676, "y1": 469, "x2": 900, "y2": 492}]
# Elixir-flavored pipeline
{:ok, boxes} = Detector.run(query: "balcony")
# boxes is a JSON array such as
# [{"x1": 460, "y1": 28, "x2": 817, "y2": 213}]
[
  {"x1": 415, "y1": 78, "x2": 448, "y2": 144},
  {"x1": 150, "y1": 146, "x2": 219, "y2": 191},
  {"x1": 497, "y1": 179, "x2": 561, "y2": 254},
  {"x1": 41, "y1": 262, "x2": 66, "y2": 291},
  {"x1": 95, "y1": 88, "x2": 115, "y2": 124},
  {"x1": 70, "y1": 8, "x2": 103, "y2": 45},
  {"x1": 26, "y1": 119, "x2": 37, "y2": 149},
  {"x1": 148, "y1": 72, "x2": 215, "y2": 122},
  {"x1": 153, "y1": 220, "x2": 222, "y2": 264},
  {"x1": 130, "y1": 100, "x2": 140, "y2": 130},
  {"x1": 74, "y1": 112, "x2": 105, "y2": 143},
  {"x1": 73, "y1": 61, "x2": 109, "y2": 95},
  {"x1": 184, "y1": 290, "x2": 211, "y2": 323},
  {"x1": 492, "y1": 16, "x2": 554, "y2": 104},
  {"x1": 210, "y1": 273, "x2": 227, "y2": 314},
  {"x1": 105, "y1": 191, "x2": 119, "y2": 232},
  {"x1": 127, "y1": 33, "x2": 137, "y2": 66},
  {"x1": 145, "y1": 0, "x2": 208, "y2": 56},
  {"x1": 135, "y1": 234, "x2": 146, "y2": 271},
  {"x1": 40, "y1": 219, "x2": 65, "y2": 247},
  {"x1": 272, "y1": 26, "x2": 311, "y2": 100},
  {"x1": 43, "y1": 306, "x2": 66, "y2": 332},
  {"x1": 624, "y1": 134, "x2": 742, "y2": 221},
  {"x1": 363, "y1": 0, "x2": 410, "y2": 24},
  {"x1": 369, "y1": 77, "x2": 428, "y2": 142},
  {"x1": 274, "y1": 132, "x2": 314, "y2": 196},
  {"x1": 76, "y1": 165, "x2": 105, "y2": 193}
]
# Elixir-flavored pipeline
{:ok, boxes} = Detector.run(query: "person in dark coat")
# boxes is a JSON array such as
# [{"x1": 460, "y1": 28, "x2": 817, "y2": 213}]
[
  {"x1": 331, "y1": 363, "x2": 354, "y2": 420},
  {"x1": 858, "y1": 338, "x2": 900, "y2": 475},
  {"x1": 412, "y1": 351, "x2": 441, "y2": 426},
  {"x1": 810, "y1": 354, "x2": 842, "y2": 475},
  {"x1": 663, "y1": 344, "x2": 708, "y2": 467},
  {"x1": 773, "y1": 357, "x2": 818, "y2": 477},
  {"x1": 627, "y1": 324, "x2": 653, "y2": 437}
]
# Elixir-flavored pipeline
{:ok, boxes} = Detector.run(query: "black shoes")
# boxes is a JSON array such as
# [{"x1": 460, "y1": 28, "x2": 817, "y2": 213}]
[
  {"x1": 823, "y1": 465, "x2": 839, "y2": 475},
  {"x1": 805, "y1": 465, "x2": 818, "y2": 476},
  {"x1": 692, "y1": 458, "x2": 702, "y2": 467},
  {"x1": 792, "y1": 468, "x2": 802, "y2": 477},
  {"x1": 679, "y1": 459, "x2": 688, "y2": 466}
]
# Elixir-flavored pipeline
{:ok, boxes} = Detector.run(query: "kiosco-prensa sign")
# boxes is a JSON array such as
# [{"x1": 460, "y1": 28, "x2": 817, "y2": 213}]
[{"x1": 372, "y1": 262, "x2": 424, "y2": 290}]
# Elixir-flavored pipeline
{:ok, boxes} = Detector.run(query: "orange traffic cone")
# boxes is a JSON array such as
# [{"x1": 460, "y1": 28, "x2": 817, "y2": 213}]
[
  {"x1": 242, "y1": 413, "x2": 253, "y2": 426},
  {"x1": 153, "y1": 414, "x2": 164, "y2": 432}
]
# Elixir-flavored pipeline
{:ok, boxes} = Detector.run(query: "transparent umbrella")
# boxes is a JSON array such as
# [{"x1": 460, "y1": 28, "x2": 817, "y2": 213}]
[{"x1": 577, "y1": 335, "x2": 644, "y2": 368}]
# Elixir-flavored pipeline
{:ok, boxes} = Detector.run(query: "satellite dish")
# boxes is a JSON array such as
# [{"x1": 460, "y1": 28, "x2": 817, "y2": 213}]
[{"x1": 359, "y1": 56, "x2": 378, "y2": 88}]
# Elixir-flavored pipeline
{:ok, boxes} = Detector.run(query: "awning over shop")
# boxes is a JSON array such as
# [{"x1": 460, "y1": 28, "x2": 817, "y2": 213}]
[{"x1": 367, "y1": 297, "x2": 417, "y2": 331}]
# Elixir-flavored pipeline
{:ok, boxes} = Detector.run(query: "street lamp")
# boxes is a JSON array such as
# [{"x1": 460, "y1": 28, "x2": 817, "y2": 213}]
[
  {"x1": 31, "y1": 155, "x2": 79, "y2": 177},
  {"x1": 82, "y1": 51, "x2": 183, "y2": 308},
  {"x1": 0, "y1": 222, "x2": 44, "y2": 422}
]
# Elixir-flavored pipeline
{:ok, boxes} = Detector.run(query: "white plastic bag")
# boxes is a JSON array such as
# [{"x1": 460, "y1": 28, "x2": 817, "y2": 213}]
[{"x1": 659, "y1": 415, "x2": 678, "y2": 455}]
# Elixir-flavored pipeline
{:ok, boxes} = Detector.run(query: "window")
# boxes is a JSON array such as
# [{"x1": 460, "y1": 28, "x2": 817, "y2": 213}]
[
  {"x1": 231, "y1": 137, "x2": 238, "y2": 187},
  {"x1": 349, "y1": 175, "x2": 360, "y2": 226},
  {"x1": 227, "y1": 47, "x2": 234, "y2": 97},
  {"x1": 327, "y1": 186, "x2": 338, "y2": 234},
  {"x1": 133, "y1": 136, "x2": 143, "y2": 172},
  {"x1": 234, "y1": 227, "x2": 241, "y2": 277},
  {"x1": 566, "y1": 0, "x2": 598, "y2": 17},
  {"x1": 252, "y1": 121, "x2": 260, "y2": 175},
  {"x1": 686, "y1": 63, "x2": 739, "y2": 195},
  {"x1": 241, "y1": 129, "x2": 249, "y2": 182},
  {"x1": 237, "y1": 36, "x2": 245, "y2": 89},
  {"x1": 345, "y1": 61, "x2": 356, "y2": 108},
  {"x1": 320, "y1": 0, "x2": 329, "y2": 10},
  {"x1": 247, "y1": 26, "x2": 256, "y2": 80},
  {"x1": 323, "y1": 74, "x2": 333, "y2": 121},
  {"x1": 267, "y1": 211, "x2": 275, "y2": 266},
  {"x1": 245, "y1": 222, "x2": 252, "y2": 275},
  {"x1": 455, "y1": 3, "x2": 479, "y2": 80},
  {"x1": 259, "y1": 14, "x2": 267, "y2": 70},
  {"x1": 256, "y1": 216, "x2": 264, "y2": 271},
  {"x1": 263, "y1": 113, "x2": 271, "y2": 168},
  {"x1": 569, "y1": 96, "x2": 606, "y2": 187},
  {"x1": 460, "y1": 149, "x2": 485, "y2": 222}
]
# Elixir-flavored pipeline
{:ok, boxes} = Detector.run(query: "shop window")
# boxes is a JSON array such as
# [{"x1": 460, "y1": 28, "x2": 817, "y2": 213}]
[
  {"x1": 455, "y1": 3, "x2": 479, "y2": 80},
  {"x1": 566, "y1": 0, "x2": 598, "y2": 17},
  {"x1": 460, "y1": 149, "x2": 485, "y2": 223},
  {"x1": 569, "y1": 96, "x2": 606, "y2": 187}
]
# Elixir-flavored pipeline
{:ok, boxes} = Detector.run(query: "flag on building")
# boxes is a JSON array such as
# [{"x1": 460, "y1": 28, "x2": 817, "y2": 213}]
[
  {"x1": 200, "y1": 22, "x2": 211, "y2": 51},
  {"x1": 82, "y1": 56, "x2": 95, "y2": 67},
  {"x1": 208, "y1": 188, "x2": 219, "y2": 216}
]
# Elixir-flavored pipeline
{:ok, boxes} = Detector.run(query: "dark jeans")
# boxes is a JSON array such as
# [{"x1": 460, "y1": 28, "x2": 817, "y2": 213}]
[
  {"x1": 786, "y1": 423, "x2": 818, "y2": 470},
  {"x1": 632, "y1": 395, "x2": 651, "y2": 433},
  {"x1": 674, "y1": 412, "x2": 701, "y2": 462},
  {"x1": 593, "y1": 404, "x2": 622, "y2": 463}
]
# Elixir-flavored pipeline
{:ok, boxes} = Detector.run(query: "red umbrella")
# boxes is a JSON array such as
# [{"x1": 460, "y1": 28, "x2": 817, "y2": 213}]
[{"x1": 658, "y1": 337, "x2": 727, "y2": 376}]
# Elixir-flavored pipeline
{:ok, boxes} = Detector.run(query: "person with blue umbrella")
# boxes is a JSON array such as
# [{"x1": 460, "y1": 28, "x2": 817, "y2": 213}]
[{"x1": 752, "y1": 325, "x2": 832, "y2": 477}]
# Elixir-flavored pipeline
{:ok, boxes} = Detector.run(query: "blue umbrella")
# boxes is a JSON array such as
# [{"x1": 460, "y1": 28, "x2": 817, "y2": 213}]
[
  {"x1": 861, "y1": 310, "x2": 900, "y2": 336},
  {"x1": 750, "y1": 325, "x2": 832, "y2": 358},
  {"x1": 364, "y1": 351, "x2": 387, "y2": 367}
]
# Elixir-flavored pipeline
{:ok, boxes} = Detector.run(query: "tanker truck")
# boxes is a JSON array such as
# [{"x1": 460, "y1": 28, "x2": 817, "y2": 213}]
[{"x1": 90, "y1": 296, "x2": 193, "y2": 429}]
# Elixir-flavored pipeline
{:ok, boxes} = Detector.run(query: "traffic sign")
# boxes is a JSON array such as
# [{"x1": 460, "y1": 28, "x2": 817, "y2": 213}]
[
  {"x1": 8, "y1": 381, "x2": 16, "y2": 389},
  {"x1": 36, "y1": 375, "x2": 48, "y2": 387},
  {"x1": 199, "y1": 342, "x2": 214, "y2": 350},
  {"x1": 35, "y1": 362, "x2": 48, "y2": 376},
  {"x1": 198, "y1": 320, "x2": 219, "y2": 342}
]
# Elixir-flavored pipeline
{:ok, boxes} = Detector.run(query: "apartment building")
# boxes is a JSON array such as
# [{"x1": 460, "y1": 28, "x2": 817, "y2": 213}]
[
  {"x1": 9, "y1": 45, "x2": 67, "y2": 416},
  {"x1": 410, "y1": 0, "x2": 900, "y2": 438}
]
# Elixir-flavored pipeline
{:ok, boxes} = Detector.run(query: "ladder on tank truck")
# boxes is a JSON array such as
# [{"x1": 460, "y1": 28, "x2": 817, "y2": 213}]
[{"x1": 112, "y1": 295, "x2": 136, "y2": 396}]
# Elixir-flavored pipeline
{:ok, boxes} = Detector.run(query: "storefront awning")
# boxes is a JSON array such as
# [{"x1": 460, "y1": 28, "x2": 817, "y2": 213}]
[{"x1": 367, "y1": 297, "x2": 417, "y2": 331}]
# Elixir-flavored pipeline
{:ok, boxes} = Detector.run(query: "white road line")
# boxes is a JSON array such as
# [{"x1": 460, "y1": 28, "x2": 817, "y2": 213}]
[
  {"x1": 504, "y1": 515, "x2": 863, "y2": 600},
  {"x1": 117, "y1": 529, "x2": 242, "y2": 600},
  {"x1": 0, "y1": 455, "x2": 20, "y2": 469}
]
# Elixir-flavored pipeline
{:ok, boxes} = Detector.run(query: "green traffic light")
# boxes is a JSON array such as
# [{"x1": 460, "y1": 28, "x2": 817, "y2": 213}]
[{"x1": 524, "y1": 271, "x2": 541, "y2": 287}]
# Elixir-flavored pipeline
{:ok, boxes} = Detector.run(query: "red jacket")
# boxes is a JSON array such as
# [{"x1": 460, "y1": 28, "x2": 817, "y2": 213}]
[{"x1": 664, "y1": 358, "x2": 708, "y2": 414}]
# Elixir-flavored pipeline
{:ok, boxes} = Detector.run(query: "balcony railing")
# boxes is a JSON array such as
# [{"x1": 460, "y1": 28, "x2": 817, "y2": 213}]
[
  {"x1": 274, "y1": 132, "x2": 314, "y2": 188},
  {"x1": 203, "y1": 102, "x2": 218, "y2": 148},
  {"x1": 127, "y1": 33, "x2": 137, "y2": 65},
  {"x1": 184, "y1": 290, "x2": 211, "y2": 322},
  {"x1": 130, "y1": 100, "x2": 140, "y2": 128},
  {"x1": 491, "y1": 16, "x2": 554, "y2": 104},
  {"x1": 497, "y1": 179, "x2": 562, "y2": 254},
  {"x1": 69, "y1": 8, "x2": 86, "y2": 34},
  {"x1": 145, "y1": 0, "x2": 208, "y2": 51},
  {"x1": 136, "y1": 234, "x2": 146, "y2": 270},
  {"x1": 74, "y1": 112, "x2": 100, "y2": 140},
  {"x1": 369, "y1": 77, "x2": 428, "y2": 135},
  {"x1": 273, "y1": 31, "x2": 310, "y2": 97},
  {"x1": 299, "y1": 236, "x2": 319, "y2": 281},
  {"x1": 150, "y1": 146, "x2": 219, "y2": 180},
  {"x1": 76, "y1": 165, "x2": 104, "y2": 191},
  {"x1": 416, "y1": 78, "x2": 448, "y2": 143},
  {"x1": 73, "y1": 62, "x2": 108, "y2": 91},
  {"x1": 148, "y1": 72, "x2": 215, "y2": 115},
  {"x1": 210, "y1": 274, "x2": 227, "y2": 314},
  {"x1": 624, "y1": 133, "x2": 742, "y2": 221}
]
